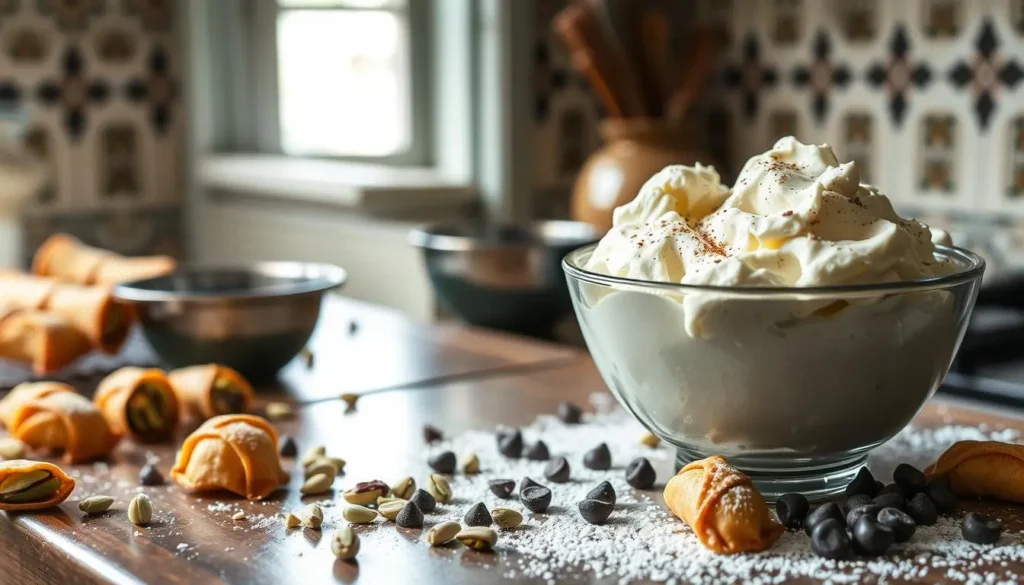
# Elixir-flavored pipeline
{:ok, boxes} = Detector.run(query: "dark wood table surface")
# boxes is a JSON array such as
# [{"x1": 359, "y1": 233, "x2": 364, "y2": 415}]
[{"x1": 1, "y1": 295, "x2": 1023, "y2": 584}]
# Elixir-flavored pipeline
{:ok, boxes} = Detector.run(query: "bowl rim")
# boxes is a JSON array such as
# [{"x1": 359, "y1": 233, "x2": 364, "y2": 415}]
[
  {"x1": 409, "y1": 220, "x2": 599, "y2": 252},
  {"x1": 563, "y1": 244, "x2": 985, "y2": 298},
  {"x1": 111, "y1": 261, "x2": 347, "y2": 303}
]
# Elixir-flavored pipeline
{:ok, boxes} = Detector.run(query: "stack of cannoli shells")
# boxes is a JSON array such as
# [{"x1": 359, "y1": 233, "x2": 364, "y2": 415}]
[
  {"x1": 32, "y1": 233, "x2": 176, "y2": 286},
  {"x1": 0, "y1": 272, "x2": 133, "y2": 354},
  {"x1": 0, "y1": 306, "x2": 92, "y2": 374},
  {"x1": 0, "y1": 382, "x2": 118, "y2": 462}
]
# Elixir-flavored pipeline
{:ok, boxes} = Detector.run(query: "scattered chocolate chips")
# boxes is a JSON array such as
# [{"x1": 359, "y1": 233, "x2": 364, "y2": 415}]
[
  {"x1": 844, "y1": 494, "x2": 873, "y2": 515},
  {"x1": 557, "y1": 401, "x2": 582, "y2": 424},
  {"x1": 497, "y1": 429, "x2": 524, "y2": 458},
  {"x1": 846, "y1": 504, "x2": 881, "y2": 530},
  {"x1": 428, "y1": 451, "x2": 457, "y2": 474},
  {"x1": 625, "y1": 457, "x2": 656, "y2": 489},
  {"x1": 395, "y1": 501, "x2": 424, "y2": 528},
  {"x1": 488, "y1": 479, "x2": 515, "y2": 499},
  {"x1": 776, "y1": 493, "x2": 809, "y2": 531},
  {"x1": 139, "y1": 463, "x2": 164, "y2": 487},
  {"x1": 925, "y1": 478, "x2": 958, "y2": 514},
  {"x1": 519, "y1": 477, "x2": 541, "y2": 497},
  {"x1": 907, "y1": 492, "x2": 938, "y2": 526},
  {"x1": 578, "y1": 499, "x2": 614, "y2": 525},
  {"x1": 893, "y1": 463, "x2": 926, "y2": 495},
  {"x1": 410, "y1": 488, "x2": 436, "y2": 513},
  {"x1": 962, "y1": 512, "x2": 1001, "y2": 545},
  {"x1": 876, "y1": 483, "x2": 904, "y2": 497},
  {"x1": 804, "y1": 502, "x2": 843, "y2": 536},
  {"x1": 464, "y1": 502, "x2": 492, "y2": 527},
  {"x1": 583, "y1": 443, "x2": 611, "y2": 471},
  {"x1": 423, "y1": 424, "x2": 443, "y2": 444},
  {"x1": 810, "y1": 518, "x2": 852, "y2": 560},
  {"x1": 278, "y1": 435, "x2": 297, "y2": 458},
  {"x1": 873, "y1": 491, "x2": 906, "y2": 512},
  {"x1": 521, "y1": 486, "x2": 552, "y2": 513},
  {"x1": 845, "y1": 468, "x2": 878, "y2": 498},
  {"x1": 586, "y1": 480, "x2": 616, "y2": 505},
  {"x1": 852, "y1": 515, "x2": 894, "y2": 556},
  {"x1": 877, "y1": 507, "x2": 916, "y2": 543},
  {"x1": 525, "y1": 441, "x2": 550, "y2": 461},
  {"x1": 544, "y1": 456, "x2": 570, "y2": 483}
]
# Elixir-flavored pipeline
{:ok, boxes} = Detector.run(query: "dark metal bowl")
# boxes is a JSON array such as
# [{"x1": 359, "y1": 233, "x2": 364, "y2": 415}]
[
  {"x1": 409, "y1": 220, "x2": 599, "y2": 337},
  {"x1": 113, "y1": 262, "x2": 346, "y2": 382}
]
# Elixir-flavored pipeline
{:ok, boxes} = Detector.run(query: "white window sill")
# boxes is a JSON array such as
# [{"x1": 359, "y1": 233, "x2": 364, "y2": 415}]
[{"x1": 198, "y1": 154, "x2": 478, "y2": 217}]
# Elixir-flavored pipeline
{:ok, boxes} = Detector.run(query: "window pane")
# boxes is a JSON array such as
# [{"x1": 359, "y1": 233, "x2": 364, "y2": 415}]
[{"x1": 277, "y1": 9, "x2": 409, "y2": 157}]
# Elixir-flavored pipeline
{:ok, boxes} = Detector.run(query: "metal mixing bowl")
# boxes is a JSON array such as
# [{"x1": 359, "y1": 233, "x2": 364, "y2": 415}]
[
  {"x1": 410, "y1": 220, "x2": 599, "y2": 337},
  {"x1": 113, "y1": 262, "x2": 346, "y2": 382}
]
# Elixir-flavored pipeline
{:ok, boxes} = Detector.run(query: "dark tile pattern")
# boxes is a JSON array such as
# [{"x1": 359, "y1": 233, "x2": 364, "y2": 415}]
[
  {"x1": 125, "y1": 46, "x2": 176, "y2": 135},
  {"x1": 948, "y1": 19, "x2": 1024, "y2": 130},
  {"x1": 36, "y1": 46, "x2": 110, "y2": 140},
  {"x1": 36, "y1": 0, "x2": 103, "y2": 32},
  {"x1": 866, "y1": 25, "x2": 931, "y2": 127},
  {"x1": 123, "y1": 0, "x2": 173, "y2": 32},
  {"x1": 6, "y1": 27, "x2": 49, "y2": 63},
  {"x1": 722, "y1": 34, "x2": 779, "y2": 119},
  {"x1": 791, "y1": 31, "x2": 852, "y2": 124}
]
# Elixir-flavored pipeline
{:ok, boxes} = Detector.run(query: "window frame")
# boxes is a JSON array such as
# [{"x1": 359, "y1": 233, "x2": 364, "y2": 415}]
[{"x1": 243, "y1": 0, "x2": 433, "y2": 165}]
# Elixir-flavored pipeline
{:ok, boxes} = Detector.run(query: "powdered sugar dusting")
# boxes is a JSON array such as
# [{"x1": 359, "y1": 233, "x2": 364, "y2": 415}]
[{"x1": 351, "y1": 404, "x2": 1024, "y2": 584}]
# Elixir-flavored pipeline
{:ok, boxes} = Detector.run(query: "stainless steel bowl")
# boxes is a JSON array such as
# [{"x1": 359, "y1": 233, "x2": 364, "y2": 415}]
[
  {"x1": 410, "y1": 220, "x2": 599, "y2": 337},
  {"x1": 113, "y1": 262, "x2": 346, "y2": 382}
]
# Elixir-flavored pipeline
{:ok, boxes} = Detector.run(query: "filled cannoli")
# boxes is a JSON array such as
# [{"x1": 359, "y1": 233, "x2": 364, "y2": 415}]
[
  {"x1": 8, "y1": 390, "x2": 119, "y2": 462},
  {"x1": 0, "y1": 459, "x2": 76, "y2": 511},
  {"x1": 168, "y1": 364, "x2": 254, "y2": 421},
  {"x1": 95, "y1": 367, "x2": 179, "y2": 443}
]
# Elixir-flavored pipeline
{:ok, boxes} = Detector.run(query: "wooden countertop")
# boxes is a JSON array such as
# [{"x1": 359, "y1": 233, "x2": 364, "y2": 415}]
[{"x1": 1, "y1": 295, "x2": 1022, "y2": 584}]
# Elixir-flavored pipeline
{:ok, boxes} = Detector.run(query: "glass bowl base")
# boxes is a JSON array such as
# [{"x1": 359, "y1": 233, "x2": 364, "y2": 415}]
[{"x1": 674, "y1": 447, "x2": 866, "y2": 503}]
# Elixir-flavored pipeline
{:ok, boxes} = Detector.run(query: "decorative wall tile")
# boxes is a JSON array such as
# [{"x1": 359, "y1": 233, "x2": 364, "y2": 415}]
[
  {"x1": 791, "y1": 31, "x2": 852, "y2": 124},
  {"x1": 844, "y1": 112, "x2": 874, "y2": 182},
  {"x1": 947, "y1": 19, "x2": 1023, "y2": 130},
  {"x1": 839, "y1": 0, "x2": 878, "y2": 43},
  {"x1": 722, "y1": 35, "x2": 779, "y2": 119},
  {"x1": 772, "y1": 0, "x2": 802, "y2": 45},
  {"x1": 919, "y1": 114, "x2": 957, "y2": 194},
  {"x1": 866, "y1": 25, "x2": 932, "y2": 126},
  {"x1": 923, "y1": 0, "x2": 961, "y2": 38},
  {"x1": 0, "y1": 0, "x2": 183, "y2": 257}
]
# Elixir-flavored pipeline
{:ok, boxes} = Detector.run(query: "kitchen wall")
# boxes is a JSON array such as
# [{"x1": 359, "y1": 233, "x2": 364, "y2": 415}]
[
  {"x1": 0, "y1": 0, "x2": 183, "y2": 266},
  {"x1": 532, "y1": 0, "x2": 1024, "y2": 276}
]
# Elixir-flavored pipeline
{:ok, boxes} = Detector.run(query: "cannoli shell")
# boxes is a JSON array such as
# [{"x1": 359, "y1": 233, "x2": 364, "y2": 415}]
[
  {"x1": 10, "y1": 391, "x2": 119, "y2": 463},
  {"x1": 168, "y1": 364, "x2": 254, "y2": 421},
  {"x1": 0, "y1": 307, "x2": 92, "y2": 374},
  {"x1": 925, "y1": 440, "x2": 1024, "y2": 503},
  {"x1": 0, "y1": 459, "x2": 76, "y2": 511},
  {"x1": 94, "y1": 367, "x2": 179, "y2": 442}
]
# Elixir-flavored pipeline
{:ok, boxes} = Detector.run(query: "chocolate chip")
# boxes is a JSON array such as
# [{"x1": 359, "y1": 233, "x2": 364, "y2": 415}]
[
  {"x1": 876, "y1": 483, "x2": 904, "y2": 497},
  {"x1": 138, "y1": 463, "x2": 164, "y2": 487},
  {"x1": 804, "y1": 502, "x2": 844, "y2": 536},
  {"x1": 544, "y1": 456, "x2": 570, "y2": 483},
  {"x1": 586, "y1": 480, "x2": 616, "y2": 505},
  {"x1": 846, "y1": 504, "x2": 881, "y2": 528},
  {"x1": 578, "y1": 499, "x2": 613, "y2": 525},
  {"x1": 873, "y1": 491, "x2": 906, "y2": 512},
  {"x1": 962, "y1": 512, "x2": 1001, "y2": 545},
  {"x1": 464, "y1": 502, "x2": 492, "y2": 527},
  {"x1": 278, "y1": 435, "x2": 297, "y2": 458},
  {"x1": 810, "y1": 518, "x2": 852, "y2": 560},
  {"x1": 557, "y1": 401, "x2": 582, "y2": 424},
  {"x1": 877, "y1": 507, "x2": 916, "y2": 543},
  {"x1": 395, "y1": 501, "x2": 424, "y2": 528},
  {"x1": 428, "y1": 451, "x2": 456, "y2": 474},
  {"x1": 852, "y1": 515, "x2": 894, "y2": 556},
  {"x1": 873, "y1": 480, "x2": 885, "y2": 494},
  {"x1": 497, "y1": 429, "x2": 523, "y2": 458},
  {"x1": 521, "y1": 486, "x2": 552, "y2": 513},
  {"x1": 410, "y1": 488, "x2": 436, "y2": 513},
  {"x1": 845, "y1": 467, "x2": 877, "y2": 497},
  {"x1": 844, "y1": 494, "x2": 873, "y2": 515},
  {"x1": 423, "y1": 424, "x2": 443, "y2": 444},
  {"x1": 519, "y1": 477, "x2": 542, "y2": 497},
  {"x1": 907, "y1": 492, "x2": 938, "y2": 526},
  {"x1": 488, "y1": 479, "x2": 515, "y2": 499},
  {"x1": 525, "y1": 440, "x2": 549, "y2": 461},
  {"x1": 625, "y1": 457, "x2": 656, "y2": 489},
  {"x1": 583, "y1": 443, "x2": 611, "y2": 471},
  {"x1": 776, "y1": 493, "x2": 809, "y2": 531},
  {"x1": 925, "y1": 479, "x2": 958, "y2": 514},
  {"x1": 893, "y1": 463, "x2": 926, "y2": 495}
]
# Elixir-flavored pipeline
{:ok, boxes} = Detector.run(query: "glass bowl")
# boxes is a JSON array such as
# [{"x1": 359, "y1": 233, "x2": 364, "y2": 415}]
[{"x1": 563, "y1": 244, "x2": 985, "y2": 500}]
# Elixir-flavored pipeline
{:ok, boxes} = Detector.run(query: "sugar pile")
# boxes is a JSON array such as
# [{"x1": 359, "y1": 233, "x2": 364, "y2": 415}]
[{"x1": 356, "y1": 401, "x2": 1024, "y2": 584}]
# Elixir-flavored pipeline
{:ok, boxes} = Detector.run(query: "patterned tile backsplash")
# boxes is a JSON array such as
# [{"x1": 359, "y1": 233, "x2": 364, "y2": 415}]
[
  {"x1": 532, "y1": 0, "x2": 1024, "y2": 276},
  {"x1": 0, "y1": 0, "x2": 182, "y2": 265}
]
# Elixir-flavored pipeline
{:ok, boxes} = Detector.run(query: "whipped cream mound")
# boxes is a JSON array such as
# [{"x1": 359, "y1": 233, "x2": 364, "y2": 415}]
[{"x1": 586, "y1": 137, "x2": 956, "y2": 287}]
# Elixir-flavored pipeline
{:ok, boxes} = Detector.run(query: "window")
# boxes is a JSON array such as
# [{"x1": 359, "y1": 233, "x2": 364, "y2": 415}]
[{"x1": 263, "y1": 0, "x2": 430, "y2": 162}]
